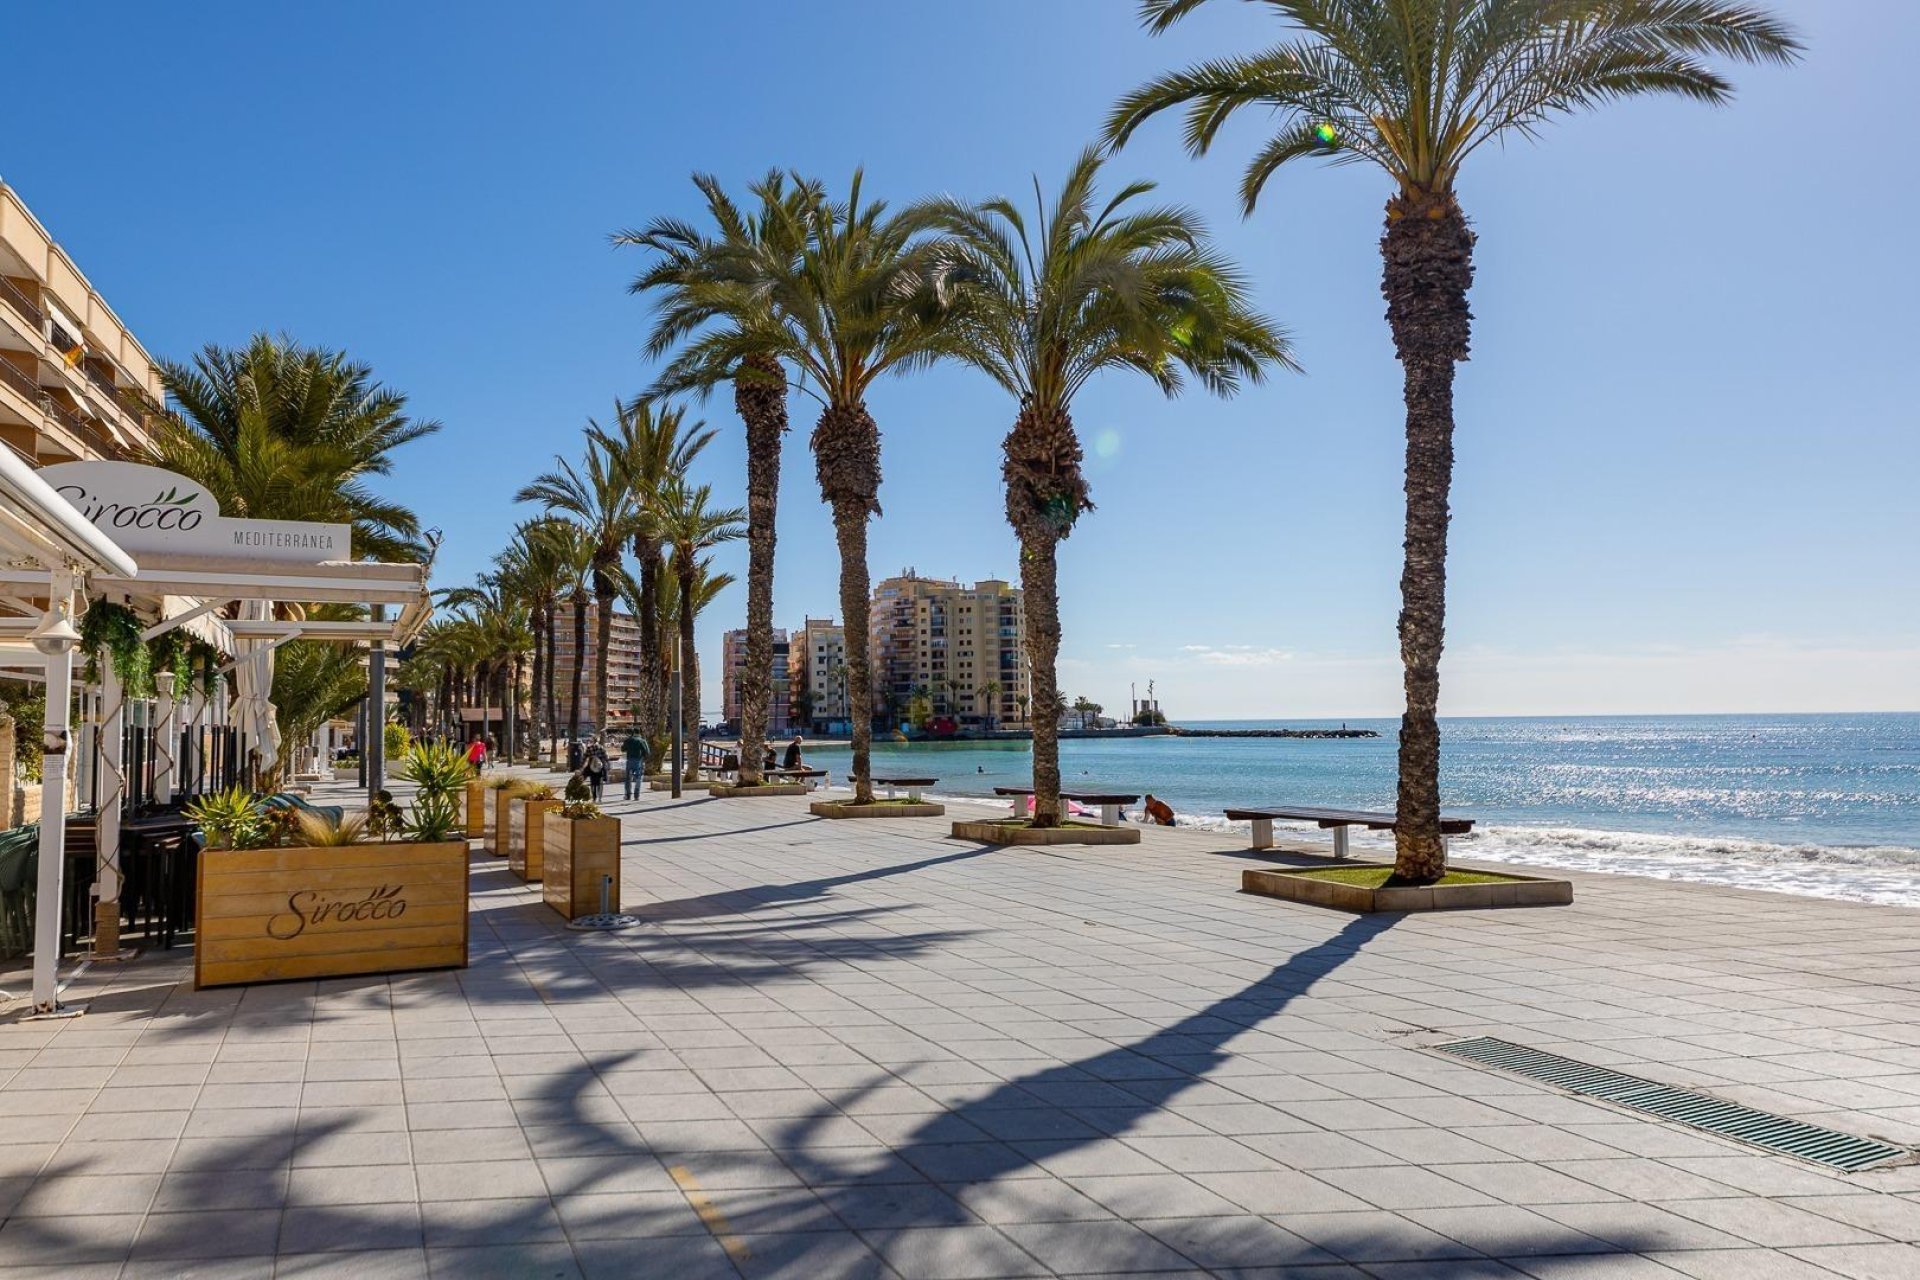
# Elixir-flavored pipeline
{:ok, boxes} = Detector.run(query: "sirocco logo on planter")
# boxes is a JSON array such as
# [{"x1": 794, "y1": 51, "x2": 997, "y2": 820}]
[{"x1": 267, "y1": 885, "x2": 407, "y2": 939}]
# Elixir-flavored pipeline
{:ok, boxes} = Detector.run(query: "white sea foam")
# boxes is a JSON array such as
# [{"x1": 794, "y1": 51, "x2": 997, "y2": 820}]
[{"x1": 1169, "y1": 812, "x2": 1920, "y2": 909}]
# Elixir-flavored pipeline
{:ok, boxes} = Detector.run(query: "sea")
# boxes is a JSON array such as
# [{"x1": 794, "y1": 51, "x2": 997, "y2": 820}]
[{"x1": 805, "y1": 713, "x2": 1920, "y2": 908}]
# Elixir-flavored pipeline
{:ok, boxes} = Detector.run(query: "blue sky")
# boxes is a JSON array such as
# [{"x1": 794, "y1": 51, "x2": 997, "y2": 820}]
[{"x1": 7, "y1": 1, "x2": 1914, "y2": 718}]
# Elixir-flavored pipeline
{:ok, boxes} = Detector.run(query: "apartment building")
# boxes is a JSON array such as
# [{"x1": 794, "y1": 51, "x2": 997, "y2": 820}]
[
  {"x1": 548, "y1": 598, "x2": 644, "y2": 732},
  {"x1": 870, "y1": 571, "x2": 1027, "y2": 731},
  {"x1": 789, "y1": 618, "x2": 848, "y2": 734},
  {"x1": 719, "y1": 627, "x2": 792, "y2": 736},
  {"x1": 0, "y1": 181, "x2": 161, "y2": 464}
]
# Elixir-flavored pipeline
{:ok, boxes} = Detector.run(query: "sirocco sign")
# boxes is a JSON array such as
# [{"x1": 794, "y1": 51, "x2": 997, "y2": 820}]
[{"x1": 37, "y1": 461, "x2": 351, "y2": 564}]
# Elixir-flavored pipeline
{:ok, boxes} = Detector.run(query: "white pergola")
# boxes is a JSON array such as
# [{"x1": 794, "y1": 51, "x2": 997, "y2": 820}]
[
  {"x1": 0, "y1": 460, "x2": 431, "y2": 1008},
  {"x1": 0, "y1": 446, "x2": 137, "y2": 1014}
]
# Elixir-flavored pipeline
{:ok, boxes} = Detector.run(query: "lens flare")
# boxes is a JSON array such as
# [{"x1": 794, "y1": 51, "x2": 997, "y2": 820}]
[
  {"x1": 1093, "y1": 428, "x2": 1122, "y2": 460},
  {"x1": 1313, "y1": 122, "x2": 1339, "y2": 147}
]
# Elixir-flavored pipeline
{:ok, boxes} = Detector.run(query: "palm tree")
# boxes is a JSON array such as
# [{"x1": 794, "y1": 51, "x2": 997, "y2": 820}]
[
  {"x1": 593, "y1": 400, "x2": 715, "y2": 756},
  {"x1": 640, "y1": 554, "x2": 738, "y2": 776},
  {"x1": 151, "y1": 334, "x2": 440, "y2": 563},
  {"x1": 517, "y1": 423, "x2": 642, "y2": 741},
  {"x1": 440, "y1": 575, "x2": 532, "y2": 761},
  {"x1": 924, "y1": 148, "x2": 1292, "y2": 825},
  {"x1": 977, "y1": 679, "x2": 1002, "y2": 734},
  {"x1": 621, "y1": 172, "x2": 816, "y2": 787},
  {"x1": 651, "y1": 173, "x2": 958, "y2": 804},
  {"x1": 1108, "y1": 0, "x2": 1799, "y2": 879},
  {"x1": 655, "y1": 480, "x2": 746, "y2": 772}
]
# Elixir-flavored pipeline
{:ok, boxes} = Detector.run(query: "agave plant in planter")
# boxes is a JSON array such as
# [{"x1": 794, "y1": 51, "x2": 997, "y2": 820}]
[{"x1": 398, "y1": 742, "x2": 475, "y2": 844}]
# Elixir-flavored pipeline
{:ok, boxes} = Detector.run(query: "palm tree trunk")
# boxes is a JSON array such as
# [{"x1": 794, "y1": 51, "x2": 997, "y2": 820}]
[
  {"x1": 736, "y1": 353, "x2": 787, "y2": 787},
  {"x1": 677, "y1": 560, "x2": 701, "y2": 779},
  {"x1": 813, "y1": 401, "x2": 881, "y2": 806},
  {"x1": 592, "y1": 562, "x2": 616, "y2": 737},
  {"x1": 545, "y1": 601, "x2": 559, "y2": 760},
  {"x1": 568, "y1": 589, "x2": 588, "y2": 742},
  {"x1": 529, "y1": 606, "x2": 544, "y2": 759},
  {"x1": 1004, "y1": 403, "x2": 1089, "y2": 828},
  {"x1": 1381, "y1": 190, "x2": 1475, "y2": 883},
  {"x1": 508, "y1": 653, "x2": 523, "y2": 760},
  {"x1": 637, "y1": 545, "x2": 664, "y2": 751}
]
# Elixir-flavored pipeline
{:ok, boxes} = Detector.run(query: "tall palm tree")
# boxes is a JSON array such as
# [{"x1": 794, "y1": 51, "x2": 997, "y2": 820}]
[
  {"x1": 593, "y1": 400, "x2": 715, "y2": 756},
  {"x1": 517, "y1": 423, "x2": 642, "y2": 740},
  {"x1": 651, "y1": 173, "x2": 958, "y2": 803},
  {"x1": 977, "y1": 679, "x2": 1002, "y2": 734},
  {"x1": 151, "y1": 333, "x2": 440, "y2": 563},
  {"x1": 440, "y1": 575, "x2": 532, "y2": 760},
  {"x1": 924, "y1": 148, "x2": 1292, "y2": 825},
  {"x1": 1108, "y1": 0, "x2": 1799, "y2": 879},
  {"x1": 635, "y1": 555, "x2": 738, "y2": 776},
  {"x1": 655, "y1": 480, "x2": 746, "y2": 772},
  {"x1": 620, "y1": 172, "x2": 816, "y2": 786}
]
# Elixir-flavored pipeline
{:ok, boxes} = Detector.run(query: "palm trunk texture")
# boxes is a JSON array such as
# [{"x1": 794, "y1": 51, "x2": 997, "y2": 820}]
[
  {"x1": 592, "y1": 562, "x2": 616, "y2": 736},
  {"x1": 529, "y1": 608, "x2": 545, "y2": 758},
  {"x1": 545, "y1": 605, "x2": 559, "y2": 760},
  {"x1": 736, "y1": 354, "x2": 787, "y2": 787},
  {"x1": 568, "y1": 590, "x2": 588, "y2": 742},
  {"x1": 1381, "y1": 190, "x2": 1475, "y2": 883},
  {"x1": 677, "y1": 562, "x2": 701, "y2": 779},
  {"x1": 813, "y1": 401, "x2": 882, "y2": 805},
  {"x1": 638, "y1": 546, "x2": 665, "y2": 756},
  {"x1": 1005, "y1": 404, "x2": 1090, "y2": 828}
]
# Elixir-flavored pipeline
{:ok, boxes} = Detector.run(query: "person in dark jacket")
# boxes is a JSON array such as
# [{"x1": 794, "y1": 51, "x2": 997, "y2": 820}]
[
  {"x1": 782, "y1": 735, "x2": 805, "y2": 771},
  {"x1": 582, "y1": 745, "x2": 609, "y2": 802}
]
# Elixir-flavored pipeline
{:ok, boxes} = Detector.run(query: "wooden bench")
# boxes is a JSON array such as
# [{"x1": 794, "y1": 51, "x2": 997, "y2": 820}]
[
  {"x1": 1223, "y1": 805, "x2": 1477, "y2": 859},
  {"x1": 873, "y1": 776, "x2": 938, "y2": 802},
  {"x1": 994, "y1": 786, "x2": 1141, "y2": 828},
  {"x1": 766, "y1": 767, "x2": 829, "y2": 790}
]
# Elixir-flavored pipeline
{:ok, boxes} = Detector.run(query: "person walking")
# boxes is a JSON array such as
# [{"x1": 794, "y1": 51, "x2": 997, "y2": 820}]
[
  {"x1": 622, "y1": 729, "x2": 649, "y2": 800},
  {"x1": 582, "y1": 743, "x2": 609, "y2": 803},
  {"x1": 465, "y1": 737, "x2": 487, "y2": 774}
]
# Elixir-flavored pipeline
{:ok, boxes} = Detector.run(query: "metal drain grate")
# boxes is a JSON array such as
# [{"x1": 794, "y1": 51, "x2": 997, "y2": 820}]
[{"x1": 1435, "y1": 1036, "x2": 1909, "y2": 1172}]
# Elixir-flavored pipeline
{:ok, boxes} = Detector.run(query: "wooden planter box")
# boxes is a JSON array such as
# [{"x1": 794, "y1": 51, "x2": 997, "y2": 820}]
[
  {"x1": 542, "y1": 813, "x2": 621, "y2": 920},
  {"x1": 196, "y1": 840, "x2": 470, "y2": 989},
  {"x1": 490, "y1": 787, "x2": 514, "y2": 856},
  {"x1": 511, "y1": 798, "x2": 561, "y2": 882},
  {"x1": 464, "y1": 780, "x2": 487, "y2": 839}
]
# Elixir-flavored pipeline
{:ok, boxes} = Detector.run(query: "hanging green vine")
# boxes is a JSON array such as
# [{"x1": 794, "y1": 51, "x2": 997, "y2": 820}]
[{"x1": 79, "y1": 600, "x2": 152, "y2": 697}]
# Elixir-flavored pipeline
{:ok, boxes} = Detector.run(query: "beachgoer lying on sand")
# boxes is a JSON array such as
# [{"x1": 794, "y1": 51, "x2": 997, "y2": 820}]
[{"x1": 1144, "y1": 794, "x2": 1175, "y2": 826}]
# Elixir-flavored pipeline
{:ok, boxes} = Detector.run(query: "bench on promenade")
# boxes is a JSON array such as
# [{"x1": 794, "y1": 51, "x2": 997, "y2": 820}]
[
  {"x1": 873, "y1": 776, "x2": 937, "y2": 803},
  {"x1": 1223, "y1": 805, "x2": 1476, "y2": 859},
  {"x1": 767, "y1": 767, "x2": 829, "y2": 790},
  {"x1": 994, "y1": 786, "x2": 1140, "y2": 828}
]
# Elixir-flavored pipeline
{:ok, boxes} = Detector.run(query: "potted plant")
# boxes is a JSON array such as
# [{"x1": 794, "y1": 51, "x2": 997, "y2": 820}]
[
  {"x1": 188, "y1": 752, "x2": 471, "y2": 990},
  {"x1": 485, "y1": 775, "x2": 519, "y2": 856},
  {"x1": 507, "y1": 781, "x2": 559, "y2": 882},
  {"x1": 542, "y1": 773, "x2": 621, "y2": 920}
]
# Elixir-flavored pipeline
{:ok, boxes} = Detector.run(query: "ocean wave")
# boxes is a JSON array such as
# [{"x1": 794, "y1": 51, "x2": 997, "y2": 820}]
[{"x1": 1167, "y1": 813, "x2": 1920, "y2": 908}]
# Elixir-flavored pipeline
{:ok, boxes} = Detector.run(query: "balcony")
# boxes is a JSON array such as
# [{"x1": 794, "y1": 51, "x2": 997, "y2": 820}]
[{"x1": 0, "y1": 277, "x2": 43, "y2": 333}]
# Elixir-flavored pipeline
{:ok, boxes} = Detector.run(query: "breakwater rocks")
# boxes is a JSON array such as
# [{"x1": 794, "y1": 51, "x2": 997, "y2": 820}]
[{"x1": 1169, "y1": 726, "x2": 1380, "y2": 739}]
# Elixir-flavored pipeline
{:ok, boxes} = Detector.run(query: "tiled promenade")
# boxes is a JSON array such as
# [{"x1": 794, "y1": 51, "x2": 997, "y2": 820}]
[{"x1": 2, "y1": 778, "x2": 1918, "y2": 1278}]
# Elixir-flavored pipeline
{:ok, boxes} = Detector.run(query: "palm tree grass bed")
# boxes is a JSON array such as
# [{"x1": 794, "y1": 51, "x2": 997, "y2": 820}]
[
  {"x1": 950, "y1": 816, "x2": 1141, "y2": 846},
  {"x1": 1243, "y1": 862, "x2": 1572, "y2": 913},
  {"x1": 1286, "y1": 866, "x2": 1521, "y2": 888},
  {"x1": 811, "y1": 798, "x2": 946, "y2": 819}
]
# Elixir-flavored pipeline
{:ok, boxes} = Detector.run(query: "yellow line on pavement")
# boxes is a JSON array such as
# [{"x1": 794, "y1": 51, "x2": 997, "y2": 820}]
[{"x1": 668, "y1": 1164, "x2": 752, "y2": 1264}]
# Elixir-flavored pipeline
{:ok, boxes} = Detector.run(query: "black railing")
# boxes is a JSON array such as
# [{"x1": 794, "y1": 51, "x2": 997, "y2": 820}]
[{"x1": 0, "y1": 276, "x2": 43, "y2": 331}]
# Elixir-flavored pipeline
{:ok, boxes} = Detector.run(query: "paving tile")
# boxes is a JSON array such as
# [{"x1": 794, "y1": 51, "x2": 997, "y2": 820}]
[
  {"x1": 1662, "y1": 1196, "x2": 1884, "y2": 1248},
  {"x1": 129, "y1": 1208, "x2": 283, "y2": 1260},
  {"x1": 997, "y1": 1219, "x2": 1199, "y2": 1273},
  {"x1": 422, "y1": 1243, "x2": 582, "y2": 1278},
  {"x1": 1141, "y1": 1214, "x2": 1339, "y2": 1269},
  {"x1": 1316, "y1": 1164, "x2": 1496, "y2": 1210},
  {"x1": 1780, "y1": 1244, "x2": 1920, "y2": 1280}
]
